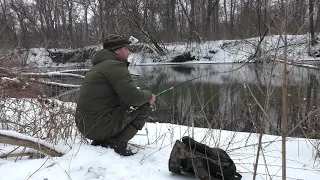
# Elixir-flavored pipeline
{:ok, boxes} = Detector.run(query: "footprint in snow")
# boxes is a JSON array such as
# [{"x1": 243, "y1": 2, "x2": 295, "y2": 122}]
[{"x1": 85, "y1": 166, "x2": 106, "y2": 180}]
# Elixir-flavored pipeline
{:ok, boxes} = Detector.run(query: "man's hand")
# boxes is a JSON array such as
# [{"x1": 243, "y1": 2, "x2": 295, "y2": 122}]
[{"x1": 149, "y1": 94, "x2": 156, "y2": 104}]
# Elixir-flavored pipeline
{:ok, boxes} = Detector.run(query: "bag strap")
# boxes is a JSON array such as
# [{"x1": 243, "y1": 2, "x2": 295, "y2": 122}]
[{"x1": 190, "y1": 158, "x2": 242, "y2": 180}]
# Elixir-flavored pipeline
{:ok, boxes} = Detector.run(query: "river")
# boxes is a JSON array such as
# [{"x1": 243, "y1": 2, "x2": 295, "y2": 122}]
[{"x1": 47, "y1": 63, "x2": 320, "y2": 137}]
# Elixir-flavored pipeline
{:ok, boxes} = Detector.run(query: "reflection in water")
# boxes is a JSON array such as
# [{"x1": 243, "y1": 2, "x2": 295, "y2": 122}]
[
  {"x1": 171, "y1": 65, "x2": 194, "y2": 75},
  {"x1": 56, "y1": 63, "x2": 320, "y2": 138},
  {"x1": 131, "y1": 64, "x2": 320, "y2": 138}
]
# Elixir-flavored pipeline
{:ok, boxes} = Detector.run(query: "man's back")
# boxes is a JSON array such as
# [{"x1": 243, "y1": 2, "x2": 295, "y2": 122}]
[{"x1": 76, "y1": 49, "x2": 122, "y2": 113}]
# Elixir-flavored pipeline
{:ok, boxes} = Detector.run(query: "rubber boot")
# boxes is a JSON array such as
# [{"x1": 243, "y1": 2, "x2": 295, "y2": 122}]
[
  {"x1": 91, "y1": 140, "x2": 102, "y2": 146},
  {"x1": 109, "y1": 141, "x2": 135, "y2": 156},
  {"x1": 110, "y1": 124, "x2": 139, "y2": 156}
]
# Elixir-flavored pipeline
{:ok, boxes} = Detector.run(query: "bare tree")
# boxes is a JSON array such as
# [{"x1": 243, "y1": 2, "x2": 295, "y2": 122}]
[
  {"x1": 309, "y1": 0, "x2": 317, "y2": 45},
  {"x1": 0, "y1": 0, "x2": 18, "y2": 47},
  {"x1": 0, "y1": 0, "x2": 316, "y2": 48},
  {"x1": 78, "y1": 0, "x2": 91, "y2": 44},
  {"x1": 204, "y1": 0, "x2": 220, "y2": 40},
  {"x1": 315, "y1": 0, "x2": 320, "y2": 32}
]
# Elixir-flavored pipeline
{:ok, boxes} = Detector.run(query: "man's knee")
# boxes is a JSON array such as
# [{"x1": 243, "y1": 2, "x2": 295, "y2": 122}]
[
  {"x1": 130, "y1": 103, "x2": 151, "y2": 130},
  {"x1": 131, "y1": 120, "x2": 145, "y2": 130}
]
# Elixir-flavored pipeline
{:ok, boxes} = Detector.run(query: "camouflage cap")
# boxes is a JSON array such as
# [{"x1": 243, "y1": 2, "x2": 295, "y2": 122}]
[{"x1": 103, "y1": 34, "x2": 131, "y2": 51}]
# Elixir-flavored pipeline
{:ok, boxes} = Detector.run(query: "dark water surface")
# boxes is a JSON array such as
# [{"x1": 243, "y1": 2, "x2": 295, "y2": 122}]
[{"x1": 51, "y1": 63, "x2": 320, "y2": 137}]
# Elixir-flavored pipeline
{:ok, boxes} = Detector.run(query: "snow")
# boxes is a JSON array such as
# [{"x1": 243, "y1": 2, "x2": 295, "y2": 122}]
[
  {"x1": 22, "y1": 72, "x2": 85, "y2": 79},
  {"x1": 1, "y1": 77, "x2": 20, "y2": 84},
  {"x1": 1, "y1": 34, "x2": 320, "y2": 179},
  {"x1": 127, "y1": 34, "x2": 320, "y2": 65},
  {"x1": 24, "y1": 34, "x2": 320, "y2": 67},
  {"x1": 0, "y1": 130, "x2": 69, "y2": 154},
  {"x1": 0, "y1": 123, "x2": 319, "y2": 180},
  {"x1": 35, "y1": 79, "x2": 81, "y2": 88}
]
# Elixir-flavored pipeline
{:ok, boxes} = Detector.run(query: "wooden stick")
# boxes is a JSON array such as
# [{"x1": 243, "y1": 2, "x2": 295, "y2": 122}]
[
  {"x1": 0, "y1": 152, "x2": 44, "y2": 159},
  {"x1": 0, "y1": 134, "x2": 63, "y2": 157}
]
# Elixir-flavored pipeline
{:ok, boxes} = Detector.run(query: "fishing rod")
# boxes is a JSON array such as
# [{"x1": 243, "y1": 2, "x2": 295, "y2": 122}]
[
  {"x1": 127, "y1": 75, "x2": 207, "y2": 113},
  {"x1": 155, "y1": 75, "x2": 207, "y2": 97}
]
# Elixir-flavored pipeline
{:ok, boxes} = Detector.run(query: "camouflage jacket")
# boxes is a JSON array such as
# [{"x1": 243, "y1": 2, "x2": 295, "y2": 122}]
[{"x1": 75, "y1": 49, "x2": 152, "y2": 140}]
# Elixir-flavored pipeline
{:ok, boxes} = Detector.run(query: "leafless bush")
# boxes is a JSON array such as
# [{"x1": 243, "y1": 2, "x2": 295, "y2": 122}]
[
  {"x1": 0, "y1": 48, "x2": 29, "y2": 67},
  {"x1": 1, "y1": 59, "x2": 79, "y2": 146},
  {"x1": 0, "y1": 97, "x2": 79, "y2": 145}
]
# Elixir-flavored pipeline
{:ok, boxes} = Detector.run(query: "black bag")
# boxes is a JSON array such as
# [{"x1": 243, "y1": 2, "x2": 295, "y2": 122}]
[{"x1": 168, "y1": 136, "x2": 242, "y2": 180}]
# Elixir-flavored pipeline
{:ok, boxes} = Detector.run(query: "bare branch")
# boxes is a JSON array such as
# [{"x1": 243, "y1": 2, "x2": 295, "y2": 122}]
[{"x1": 0, "y1": 132, "x2": 64, "y2": 157}]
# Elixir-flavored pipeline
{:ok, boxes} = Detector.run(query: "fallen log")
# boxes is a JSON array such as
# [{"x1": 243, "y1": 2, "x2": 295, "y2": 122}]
[
  {"x1": 47, "y1": 48, "x2": 96, "y2": 64},
  {"x1": 0, "y1": 130, "x2": 65, "y2": 157},
  {"x1": 21, "y1": 72, "x2": 85, "y2": 79},
  {"x1": 0, "y1": 152, "x2": 44, "y2": 159}
]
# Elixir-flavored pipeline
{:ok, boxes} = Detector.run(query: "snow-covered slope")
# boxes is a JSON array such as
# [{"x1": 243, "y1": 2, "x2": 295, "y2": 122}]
[{"x1": 25, "y1": 34, "x2": 320, "y2": 67}]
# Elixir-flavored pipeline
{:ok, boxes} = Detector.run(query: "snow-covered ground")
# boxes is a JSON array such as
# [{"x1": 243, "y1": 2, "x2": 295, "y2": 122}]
[{"x1": 0, "y1": 122, "x2": 319, "y2": 180}]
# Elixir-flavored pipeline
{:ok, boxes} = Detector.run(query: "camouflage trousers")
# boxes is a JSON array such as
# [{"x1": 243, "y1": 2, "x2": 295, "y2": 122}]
[
  {"x1": 108, "y1": 103, "x2": 151, "y2": 138},
  {"x1": 75, "y1": 103, "x2": 151, "y2": 141}
]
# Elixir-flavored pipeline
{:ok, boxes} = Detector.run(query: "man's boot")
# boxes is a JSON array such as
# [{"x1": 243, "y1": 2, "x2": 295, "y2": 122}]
[
  {"x1": 91, "y1": 140, "x2": 102, "y2": 146},
  {"x1": 109, "y1": 124, "x2": 138, "y2": 156},
  {"x1": 109, "y1": 140, "x2": 135, "y2": 156}
]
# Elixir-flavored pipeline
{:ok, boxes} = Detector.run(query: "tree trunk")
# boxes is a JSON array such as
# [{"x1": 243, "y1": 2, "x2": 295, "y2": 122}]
[
  {"x1": 68, "y1": 3, "x2": 73, "y2": 46},
  {"x1": 229, "y1": 0, "x2": 236, "y2": 37},
  {"x1": 315, "y1": 0, "x2": 320, "y2": 32},
  {"x1": 10, "y1": 1, "x2": 27, "y2": 48},
  {"x1": 64, "y1": 0, "x2": 73, "y2": 47},
  {"x1": 171, "y1": 0, "x2": 177, "y2": 39},
  {"x1": 98, "y1": 0, "x2": 105, "y2": 43},
  {"x1": 48, "y1": 0, "x2": 54, "y2": 41},
  {"x1": 204, "y1": 0, "x2": 214, "y2": 38},
  {"x1": 309, "y1": 0, "x2": 316, "y2": 45},
  {"x1": 0, "y1": 0, "x2": 18, "y2": 47},
  {"x1": 213, "y1": 0, "x2": 220, "y2": 39},
  {"x1": 84, "y1": 6, "x2": 89, "y2": 43},
  {"x1": 190, "y1": 0, "x2": 195, "y2": 40},
  {"x1": 223, "y1": 0, "x2": 228, "y2": 36}
]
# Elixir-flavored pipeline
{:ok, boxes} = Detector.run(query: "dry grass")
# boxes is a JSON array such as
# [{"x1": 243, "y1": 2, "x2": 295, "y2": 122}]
[{"x1": 0, "y1": 49, "x2": 80, "y2": 146}]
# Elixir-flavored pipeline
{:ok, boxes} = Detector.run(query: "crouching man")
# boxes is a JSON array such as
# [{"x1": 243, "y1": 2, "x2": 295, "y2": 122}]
[{"x1": 75, "y1": 34, "x2": 156, "y2": 156}]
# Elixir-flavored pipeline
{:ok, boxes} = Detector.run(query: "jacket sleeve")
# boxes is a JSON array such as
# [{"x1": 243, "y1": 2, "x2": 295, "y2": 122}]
[{"x1": 105, "y1": 61, "x2": 152, "y2": 106}]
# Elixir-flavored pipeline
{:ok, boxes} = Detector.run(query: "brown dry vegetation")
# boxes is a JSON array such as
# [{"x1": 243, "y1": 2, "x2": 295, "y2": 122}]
[
  {"x1": 0, "y1": 51, "x2": 49, "y2": 99},
  {"x1": 0, "y1": 51, "x2": 78, "y2": 147},
  {"x1": 0, "y1": 80, "x2": 48, "y2": 98}
]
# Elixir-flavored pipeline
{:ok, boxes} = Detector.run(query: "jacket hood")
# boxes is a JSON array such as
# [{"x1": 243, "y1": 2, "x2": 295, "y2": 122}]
[{"x1": 91, "y1": 49, "x2": 121, "y2": 65}]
